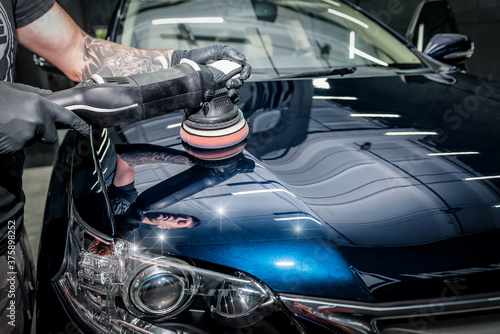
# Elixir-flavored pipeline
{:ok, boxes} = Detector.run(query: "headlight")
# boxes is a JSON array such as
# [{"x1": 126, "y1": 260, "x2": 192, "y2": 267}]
[
  {"x1": 124, "y1": 260, "x2": 198, "y2": 318},
  {"x1": 208, "y1": 272, "x2": 272, "y2": 328},
  {"x1": 53, "y1": 215, "x2": 287, "y2": 333}
]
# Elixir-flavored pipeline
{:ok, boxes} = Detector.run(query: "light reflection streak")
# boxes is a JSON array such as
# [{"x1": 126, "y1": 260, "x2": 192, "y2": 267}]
[
  {"x1": 232, "y1": 189, "x2": 296, "y2": 197},
  {"x1": 353, "y1": 48, "x2": 389, "y2": 67},
  {"x1": 417, "y1": 23, "x2": 425, "y2": 51},
  {"x1": 350, "y1": 113, "x2": 400, "y2": 118},
  {"x1": 275, "y1": 217, "x2": 322, "y2": 225},
  {"x1": 384, "y1": 131, "x2": 438, "y2": 136},
  {"x1": 96, "y1": 128, "x2": 109, "y2": 155},
  {"x1": 428, "y1": 152, "x2": 479, "y2": 156},
  {"x1": 322, "y1": 0, "x2": 341, "y2": 7},
  {"x1": 166, "y1": 123, "x2": 181, "y2": 129},
  {"x1": 464, "y1": 175, "x2": 500, "y2": 181},
  {"x1": 328, "y1": 9, "x2": 368, "y2": 29},
  {"x1": 275, "y1": 261, "x2": 295, "y2": 267},
  {"x1": 349, "y1": 32, "x2": 388, "y2": 66},
  {"x1": 313, "y1": 96, "x2": 357, "y2": 100},
  {"x1": 152, "y1": 17, "x2": 224, "y2": 25},
  {"x1": 312, "y1": 78, "x2": 330, "y2": 89}
]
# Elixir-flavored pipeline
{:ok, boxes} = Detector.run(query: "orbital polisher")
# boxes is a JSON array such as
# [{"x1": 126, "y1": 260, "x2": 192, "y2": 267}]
[{"x1": 46, "y1": 59, "x2": 249, "y2": 160}]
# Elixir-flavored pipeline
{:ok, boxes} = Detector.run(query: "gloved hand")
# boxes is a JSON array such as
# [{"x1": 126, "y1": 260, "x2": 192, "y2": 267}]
[
  {"x1": 0, "y1": 81, "x2": 90, "y2": 155},
  {"x1": 180, "y1": 58, "x2": 245, "y2": 103},
  {"x1": 171, "y1": 45, "x2": 252, "y2": 102}
]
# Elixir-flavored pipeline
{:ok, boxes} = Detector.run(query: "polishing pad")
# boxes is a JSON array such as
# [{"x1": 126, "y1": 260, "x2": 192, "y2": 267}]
[
  {"x1": 182, "y1": 139, "x2": 247, "y2": 161},
  {"x1": 180, "y1": 111, "x2": 249, "y2": 150}
]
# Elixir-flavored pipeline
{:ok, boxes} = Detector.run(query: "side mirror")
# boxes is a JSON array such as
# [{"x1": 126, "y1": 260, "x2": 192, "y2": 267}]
[
  {"x1": 424, "y1": 33, "x2": 474, "y2": 66},
  {"x1": 406, "y1": 0, "x2": 458, "y2": 51}
]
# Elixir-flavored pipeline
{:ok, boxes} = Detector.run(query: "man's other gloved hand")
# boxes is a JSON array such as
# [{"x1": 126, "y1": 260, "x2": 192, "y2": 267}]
[
  {"x1": 0, "y1": 82, "x2": 90, "y2": 155},
  {"x1": 171, "y1": 45, "x2": 252, "y2": 99}
]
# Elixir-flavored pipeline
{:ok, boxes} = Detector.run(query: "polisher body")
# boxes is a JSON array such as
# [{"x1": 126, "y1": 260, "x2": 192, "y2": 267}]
[{"x1": 45, "y1": 60, "x2": 249, "y2": 158}]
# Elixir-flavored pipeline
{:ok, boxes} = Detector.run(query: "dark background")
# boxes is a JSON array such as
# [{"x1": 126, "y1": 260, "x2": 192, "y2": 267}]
[
  {"x1": 16, "y1": 0, "x2": 500, "y2": 167},
  {"x1": 354, "y1": 0, "x2": 500, "y2": 81},
  {"x1": 17, "y1": 0, "x2": 500, "y2": 87}
]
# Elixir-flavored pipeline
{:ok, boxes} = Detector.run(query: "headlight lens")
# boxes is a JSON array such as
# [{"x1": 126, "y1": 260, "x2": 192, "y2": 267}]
[
  {"x1": 208, "y1": 272, "x2": 272, "y2": 328},
  {"x1": 53, "y1": 216, "x2": 281, "y2": 333},
  {"x1": 124, "y1": 260, "x2": 198, "y2": 318},
  {"x1": 137, "y1": 273, "x2": 184, "y2": 312}
]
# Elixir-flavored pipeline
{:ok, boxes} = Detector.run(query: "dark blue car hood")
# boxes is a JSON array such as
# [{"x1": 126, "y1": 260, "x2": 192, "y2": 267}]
[{"x1": 114, "y1": 69, "x2": 500, "y2": 303}]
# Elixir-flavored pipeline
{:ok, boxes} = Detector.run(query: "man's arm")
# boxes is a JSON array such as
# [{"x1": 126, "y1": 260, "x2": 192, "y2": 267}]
[
  {"x1": 80, "y1": 37, "x2": 173, "y2": 79},
  {"x1": 17, "y1": 3, "x2": 174, "y2": 82},
  {"x1": 17, "y1": 3, "x2": 250, "y2": 83}
]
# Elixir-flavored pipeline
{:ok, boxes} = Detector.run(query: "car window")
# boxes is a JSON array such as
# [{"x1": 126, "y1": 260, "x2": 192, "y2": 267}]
[{"x1": 118, "y1": 0, "x2": 422, "y2": 79}]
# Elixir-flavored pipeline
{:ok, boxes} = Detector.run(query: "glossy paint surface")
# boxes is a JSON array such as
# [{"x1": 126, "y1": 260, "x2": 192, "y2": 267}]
[{"x1": 107, "y1": 68, "x2": 500, "y2": 302}]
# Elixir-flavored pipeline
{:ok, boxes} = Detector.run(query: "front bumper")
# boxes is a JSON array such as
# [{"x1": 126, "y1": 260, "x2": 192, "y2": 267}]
[{"x1": 281, "y1": 292, "x2": 500, "y2": 333}]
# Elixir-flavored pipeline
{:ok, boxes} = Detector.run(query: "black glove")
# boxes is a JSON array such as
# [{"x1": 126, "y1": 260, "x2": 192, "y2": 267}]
[
  {"x1": 171, "y1": 45, "x2": 252, "y2": 101},
  {"x1": 0, "y1": 82, "x2": 90, "y2": 155},
  {"x1": 193, "y1": 59, "x2": 246, "y2": 103}
]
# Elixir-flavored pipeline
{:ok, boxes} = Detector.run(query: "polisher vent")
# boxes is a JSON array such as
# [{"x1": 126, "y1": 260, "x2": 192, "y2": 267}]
[{"x1": 214, "y1": 99, "x2": 230, "y2": 109}]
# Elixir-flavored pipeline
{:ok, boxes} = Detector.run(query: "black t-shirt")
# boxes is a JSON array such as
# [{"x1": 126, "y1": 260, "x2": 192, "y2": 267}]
[{"x1": 0, "y1": 0, "x2": 55, "y2": 254}]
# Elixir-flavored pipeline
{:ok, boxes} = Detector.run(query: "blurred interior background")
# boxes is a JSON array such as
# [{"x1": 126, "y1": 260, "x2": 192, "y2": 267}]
[{"x1": 354, "y1": 0, "x2": 500, "y2": 80}]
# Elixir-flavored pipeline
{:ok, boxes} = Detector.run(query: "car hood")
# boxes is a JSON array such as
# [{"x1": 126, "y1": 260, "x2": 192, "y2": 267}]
[{"x1": 114, "y1": 69, "x2": 500, "y2": 303}]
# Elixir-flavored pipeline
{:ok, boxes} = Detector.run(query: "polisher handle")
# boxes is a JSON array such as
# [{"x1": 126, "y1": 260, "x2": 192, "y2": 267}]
[
  {"x1": 45, "y1": 63, "x2": 210, "y2": 128},
  {"x1": 45, "y1": 74, "x2": 144, "y2": 128},
  {"x1": 45, "y1": 60, "x2": 244, "y2": 130}
]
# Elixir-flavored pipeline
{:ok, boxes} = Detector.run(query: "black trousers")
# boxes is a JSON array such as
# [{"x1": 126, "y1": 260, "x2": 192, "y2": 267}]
[{"x1": 0, "y1": 225, "x2": 35, "y2": 334}]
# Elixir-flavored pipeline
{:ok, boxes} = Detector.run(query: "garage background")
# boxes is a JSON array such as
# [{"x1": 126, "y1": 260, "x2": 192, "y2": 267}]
[
  {"x1": 354, "y1": 0, "x2": 500, "y2": 80},
  {"x1": 17, "y1": 0, "x2": 500, "y2": 97}
]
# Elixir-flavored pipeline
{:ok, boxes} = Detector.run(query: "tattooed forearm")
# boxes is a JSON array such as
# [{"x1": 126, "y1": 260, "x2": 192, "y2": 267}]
[
  {"x1": 81, "y1": 34, "x2": 174, "y2": 80},
  {"x1": 119, "y1": 151, "x2": 194, "y2": 167}
]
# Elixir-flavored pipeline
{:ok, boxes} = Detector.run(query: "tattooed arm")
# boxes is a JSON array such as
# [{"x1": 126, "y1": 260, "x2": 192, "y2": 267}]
[
  {"x1": 81, "y1": 36, "x2": 174, "y2": 80},
  {"x1": 113, "y1": 145, "x2": 193, "y2": 187},
  {"x1": 17, "y1": 3, "x2": 250, "y2": 83},
  {"x1": 17, "y1": 3, "x2": 174, "y2": 82},
  {"x1": 116, "y1": 145, "x2": 194, "y2": 167}
]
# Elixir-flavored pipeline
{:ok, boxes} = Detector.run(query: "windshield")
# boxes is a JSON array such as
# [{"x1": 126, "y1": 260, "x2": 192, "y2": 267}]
[{"x1": 119, "y1": 0, "x2": 423, "y2": 79}]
